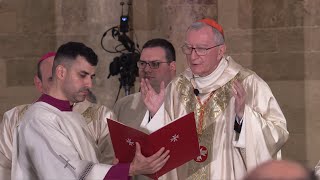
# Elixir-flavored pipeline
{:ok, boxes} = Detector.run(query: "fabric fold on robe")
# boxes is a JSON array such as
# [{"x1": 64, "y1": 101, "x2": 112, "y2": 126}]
[
  {"x1": 12, "y1": 96, "x2": 130, "y2": 180},
  {"x1": 144, "y1": 56, "x2": 289, "y2": 180}
]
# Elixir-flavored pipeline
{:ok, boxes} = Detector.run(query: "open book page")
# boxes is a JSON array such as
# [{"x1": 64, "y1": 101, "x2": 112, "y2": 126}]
[{"x1": 107, "y1": 112, "x2": 199, "y2": 179}]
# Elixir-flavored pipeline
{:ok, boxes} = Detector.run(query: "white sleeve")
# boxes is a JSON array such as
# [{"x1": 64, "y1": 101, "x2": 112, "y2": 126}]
[
  {"x1": 13, "y1": 115, "x2": 112, "y2": 180},
  {"x1": 141, "y1": 104, "x2": 165, "y2": 133},
  {"x1": 234, "y1": 75, "x2": 289, "y2": 171},
  {"x1": 0, "y1": 106, "x2": 25, "y2": 180}
]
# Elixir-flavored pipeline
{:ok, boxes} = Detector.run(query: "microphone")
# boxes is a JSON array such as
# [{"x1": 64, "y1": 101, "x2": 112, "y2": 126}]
[
  {"x1": 191, "y1": 74, "x2": 200, "y2": 96},
  {"x1": 194, "y1": 88, "x2": 200, "y2": 96}
]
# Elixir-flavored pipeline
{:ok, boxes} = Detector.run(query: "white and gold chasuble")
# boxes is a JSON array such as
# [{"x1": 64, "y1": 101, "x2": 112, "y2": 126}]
[{"x1": 148, "y1": 56, "x2": 289, "y2": 180}]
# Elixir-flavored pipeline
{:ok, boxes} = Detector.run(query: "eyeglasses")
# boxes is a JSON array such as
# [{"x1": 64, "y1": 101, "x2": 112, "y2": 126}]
[
  {"x1": 181, "y1": 44, "x2": 222, "y2": 56},
  {"x1": 137, "y1": 60, "x2": 169, "y2": 69}
]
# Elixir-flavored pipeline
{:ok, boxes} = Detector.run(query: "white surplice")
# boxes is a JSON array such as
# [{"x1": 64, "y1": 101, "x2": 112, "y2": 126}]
[
  {"x1": 114, "y1": 92, "x2": 165, "y2": 134},
  {"x1": 114, "y1": 92, "x2": 167, "y2": 180},
  {"x1": 11, "y1": 101, "x2": 113, "y2": 180},
  {"x1": 114, "y1": 93, "x2": 148, "y2": 131},
  {"x1": 0, "y1": 100, "x2": 115, "y2": 180},
  {"x1": 146, "y1": 56, "x2": 289, "y2": 180},
  {"x1": 0, "y1": 104, "x2": 29, "y2": 180},
  {"x1": 73, "y1": 100, "x2": 115, "y2": 164}
]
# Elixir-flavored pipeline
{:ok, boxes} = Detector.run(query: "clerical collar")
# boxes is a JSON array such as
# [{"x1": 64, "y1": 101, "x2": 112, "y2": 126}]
[
  {"x1": 191, "y1": 58, "x2": 227, "y2": 90},
  {"x1": 37, "y1": 94, "x2": 73, "y2": 112}
]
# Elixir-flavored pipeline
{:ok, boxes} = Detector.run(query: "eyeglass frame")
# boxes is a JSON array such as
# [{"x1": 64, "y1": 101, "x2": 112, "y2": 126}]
[
  {"x1": 137, "y1": 60, "x2": 170, "y2": 69},
  {"x1": 181, "y1": 44, "x2": 222, "y2": 56}
]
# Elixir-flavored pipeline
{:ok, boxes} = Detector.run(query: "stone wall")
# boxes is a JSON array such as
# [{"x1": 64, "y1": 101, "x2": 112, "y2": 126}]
[
  {"x1": 0, "y1": 0, "x2": 56, "y2": 114},
  {"x1": 54, "y1": 0, "x2": 126, "y2": 108},
  {"x1": 303, "y1": 0, "x2": 320, "y2": 168},
  {"x1": 0, "y1": 0, "x2": 320, "y2": 168},
  {"x1": 133, "y1": 0, "x2": 218, "y2": 74}
]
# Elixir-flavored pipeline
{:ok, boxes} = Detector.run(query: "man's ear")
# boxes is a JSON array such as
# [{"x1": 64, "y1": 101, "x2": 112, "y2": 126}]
[
  {"x1": 55, "y1": 65, "x2": 66, "y2": 80},
  {"x1": 34, "y1": 76, "x2": 43, "y2": 93},
  {"x1": 217, "y1": 44, "x2": 226, "y2": 60},
  {"x1": 170, "y1": 61, "x2": 176, "y2": 71}
]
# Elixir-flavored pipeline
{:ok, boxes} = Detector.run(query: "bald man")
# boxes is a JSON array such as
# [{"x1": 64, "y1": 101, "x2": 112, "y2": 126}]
[{"x1": 244, "y1": 160, "x2": 316, "y2": 180}]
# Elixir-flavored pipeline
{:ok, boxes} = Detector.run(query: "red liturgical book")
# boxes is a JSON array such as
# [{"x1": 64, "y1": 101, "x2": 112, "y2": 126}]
[{"x1": 107, "y1": 112, "x2": 200, "y2": 179}]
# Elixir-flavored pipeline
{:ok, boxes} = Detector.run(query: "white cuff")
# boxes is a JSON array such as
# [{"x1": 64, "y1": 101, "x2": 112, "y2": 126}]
[{"x1": 140, "y1": 104, "x2": 165, "y2": 133}]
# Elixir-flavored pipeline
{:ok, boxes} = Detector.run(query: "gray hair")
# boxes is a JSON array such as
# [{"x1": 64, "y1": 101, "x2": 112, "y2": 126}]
[{"x1": 187, "y1": 21, "x2": 225, "y2": 45}]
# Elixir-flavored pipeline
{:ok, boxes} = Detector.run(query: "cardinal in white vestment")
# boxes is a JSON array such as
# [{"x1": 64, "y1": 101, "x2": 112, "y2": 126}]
[{"x1": 140, "y1": 18, "x2": 289, "y2": 180}]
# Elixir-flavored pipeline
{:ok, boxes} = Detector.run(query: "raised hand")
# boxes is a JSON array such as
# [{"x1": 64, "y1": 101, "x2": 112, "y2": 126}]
[
  {"x1": 232, "y1": 80, "x2": 246, "y2": 119},
  {"x1": 129, "y1": 142, "x2": 170, "y2": 176},
  {"x1": 140, "y1": 78, "x2": 165, "y2": 117}
]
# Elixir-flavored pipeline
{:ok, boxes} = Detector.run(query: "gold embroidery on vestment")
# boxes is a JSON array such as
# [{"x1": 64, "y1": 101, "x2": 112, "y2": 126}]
[
  {"x1": 82, "y1": 107, "x2": 99, "y2": 124},
  {"x1": 175, "y1": 70, "x2": 250, "y2": 178}
]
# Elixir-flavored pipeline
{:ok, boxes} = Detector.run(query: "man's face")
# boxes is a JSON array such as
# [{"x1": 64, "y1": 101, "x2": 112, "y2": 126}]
[
  {"x1": 139, "y1": 47, "x2": 176, "y2": 92},
  {"x1": 62, "y1": 56, "x2": 96, "y2": 103},
  {"x1": 35, "y1": 57, "x2": 54, "y2": 94},
  {"x1": 185, "y1": 26, "x2": 225, "y2": 77}
]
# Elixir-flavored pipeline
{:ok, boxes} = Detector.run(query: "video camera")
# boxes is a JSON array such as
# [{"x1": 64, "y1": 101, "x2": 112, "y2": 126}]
[
  {"x1": 101, "y1": 1, "x2": 139, "y2": 98},
  {"x1": 108, "y1": 53, "x2": 139, "y2": 93}
]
